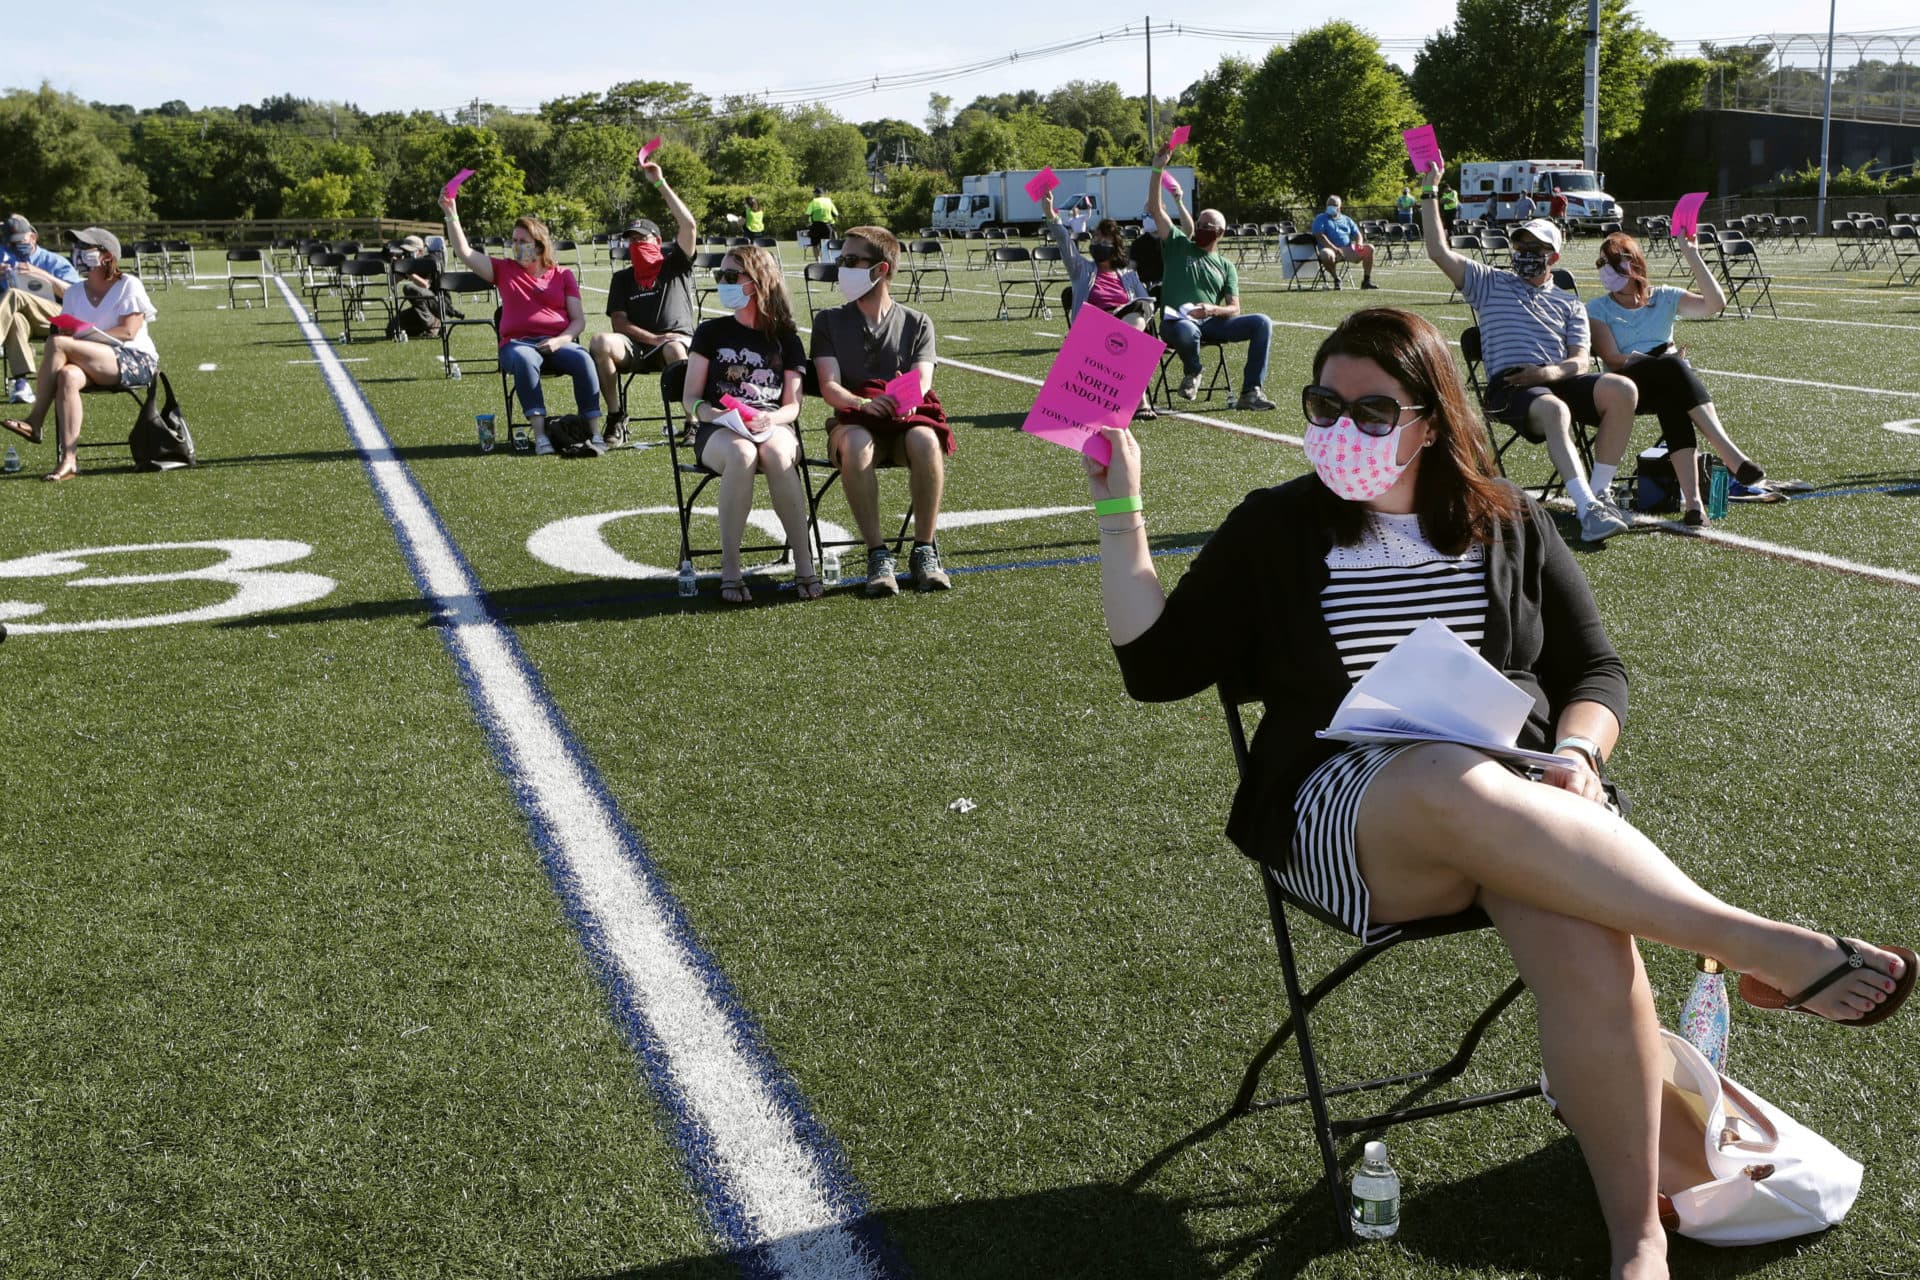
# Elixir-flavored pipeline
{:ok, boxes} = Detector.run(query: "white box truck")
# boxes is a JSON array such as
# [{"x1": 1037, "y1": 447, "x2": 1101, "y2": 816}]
[
  {"x1": 1457, "y1": 159, "x2": 1623, "y2": 231},
  {"x1": 932, "y1": 166, "x2": 1197, "y2": 234}
]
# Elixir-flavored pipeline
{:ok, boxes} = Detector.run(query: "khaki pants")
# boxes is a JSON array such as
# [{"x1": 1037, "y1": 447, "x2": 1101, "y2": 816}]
[{"x1": 0, "y1": 287, "x2": 60, "y2": 379}]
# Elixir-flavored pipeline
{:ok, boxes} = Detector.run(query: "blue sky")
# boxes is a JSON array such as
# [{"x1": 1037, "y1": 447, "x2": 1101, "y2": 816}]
[{"x1": 12, "y1": 1, "x2": 1918, "y2": 124}]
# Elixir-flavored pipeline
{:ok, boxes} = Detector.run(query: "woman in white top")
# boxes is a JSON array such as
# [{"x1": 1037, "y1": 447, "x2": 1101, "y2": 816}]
[{"x1": 3, "y1": 227, "x2": 159, "y2": 481}]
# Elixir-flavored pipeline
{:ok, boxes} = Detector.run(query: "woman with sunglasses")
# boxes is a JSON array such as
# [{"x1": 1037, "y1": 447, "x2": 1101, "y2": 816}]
[
  {"x1": 1040, "y1": 190, "x2": 1157, "y2": 419},
  {"x1": 1084, "y1": 306, "x2": 1912, "y2": 1280},
  {"x1": 440, "y1": 193, "x2": 597, "y2": 454},
  {"x1": 682, "y1": 246, "x2": 818, "y2": 603},
  {"x1": 1586, "y1": 232, "x2": 1765, "y2": 525}
]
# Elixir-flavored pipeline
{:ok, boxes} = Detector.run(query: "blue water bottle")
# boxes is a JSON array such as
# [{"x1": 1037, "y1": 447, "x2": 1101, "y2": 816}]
[{"x1": 1707, "y1": 459, "x2": 1730, "y2": 520}]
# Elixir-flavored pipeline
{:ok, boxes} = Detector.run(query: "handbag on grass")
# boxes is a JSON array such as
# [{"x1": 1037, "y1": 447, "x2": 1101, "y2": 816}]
[
  {"x1": 128, "y1": 372, "x2": 196, "y2": 471},
  {"x1": 1545, "y1": 1030, "x2": 1862, "y2": 1244}
]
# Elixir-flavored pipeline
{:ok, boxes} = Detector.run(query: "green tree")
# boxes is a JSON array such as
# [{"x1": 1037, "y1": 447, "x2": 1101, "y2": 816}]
[
  {"x1": 1244, "y1": 24, "x2": 1418, "y2": 205},
  {"x1": 1411, "y1": 0, "x2": 1668, "y2": 160},
  {"x1": 389, "y1": 125, "x2": 526, "y2": 232},
  {"x1": 1605, "y1": 59, "x2": 1714, "y2": 196},
  {"x1": 1044, "y1": 81, "x2": 1145, "y2": 155},
  {"x1": 632, "y1": 139, "x2": 711, "y2": 226},
  {"x1": 712, "y1": 134, "x2": 795, "y2": 189},
  {"x1": 0, "y1": 86, "x2": 152, "y2": 220},
  {"x1": 280, "y1": 172, "x2": 355, "y2": 219},
  {"x1": 860, "y1": 118, "x2": 930, "y2": 169},
  {"x1": 1177, "y1": 56, "x2": 1285, "y2": 216},
  {"x1": 550, "y1": 123, "x2": 640, "y2": 228},
  {"x1": 781, "y1": 111, "x2": 868, "y2": 190},
  {"x1": 953, "y1": 118, "x2": 1017, "y2": 175}
]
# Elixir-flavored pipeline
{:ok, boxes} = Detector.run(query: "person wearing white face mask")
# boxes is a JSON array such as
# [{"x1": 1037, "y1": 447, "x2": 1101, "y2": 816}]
[
  {"x1": 1084, "y1": 306, "x2": 1915, "y2": 1280},
  {"x1": 0, "y1": 214, "x2": 84, "y2": 404},
  {"x1": 810, "y1": 225, "x2": 950, "y2": 596},
  {"x1": 3, "y1": 228, "x2": 159, "y2": 481},
  {"x1": 682, "y1": 246, "x2": 817, "y2": 604},
  {"x1": 440, "y1": 194, "x2": 597, "y2": 454}
]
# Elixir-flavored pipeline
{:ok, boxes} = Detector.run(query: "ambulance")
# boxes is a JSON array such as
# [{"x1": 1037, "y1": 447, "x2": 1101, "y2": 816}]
[{"x1": 1457, "y1": 160, "x2": 1623, "y2": 232}]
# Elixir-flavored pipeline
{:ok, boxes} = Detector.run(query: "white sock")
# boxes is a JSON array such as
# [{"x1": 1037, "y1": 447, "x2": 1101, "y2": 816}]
[
  {"x1": 1564, "y1": 472, "x2": 1597, "y2": 514},
  {"x1": 1590, "y1": 462, "x2": 1618, "y2": 497}
]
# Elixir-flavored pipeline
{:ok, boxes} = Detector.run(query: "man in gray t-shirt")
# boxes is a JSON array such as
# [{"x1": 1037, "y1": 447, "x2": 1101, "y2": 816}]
[{"x1": 810, "y1": 225, "x2": 949, "y2": 596}]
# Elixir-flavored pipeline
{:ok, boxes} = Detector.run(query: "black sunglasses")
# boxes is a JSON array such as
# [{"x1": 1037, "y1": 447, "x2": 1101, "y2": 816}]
[
  {"x1": 1301, "y1": 385, "x2": 1426, "y2": 436},
  {"x1": 836, "y1": 251, "x2": 876, "y2": 268},
  {"x1": 712, "y1": 268, "x2": 743, "y2": 284}
]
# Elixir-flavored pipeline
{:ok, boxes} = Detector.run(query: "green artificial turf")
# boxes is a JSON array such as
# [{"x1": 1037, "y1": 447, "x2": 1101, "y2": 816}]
[{"x1": 2, "y1": 239, "x2": 1917, "y2": 1278}]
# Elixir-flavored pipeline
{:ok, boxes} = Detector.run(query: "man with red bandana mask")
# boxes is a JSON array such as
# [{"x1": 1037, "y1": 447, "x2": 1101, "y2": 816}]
[
  {"x1": 1145, "y1": 141, "x2": 1276, "y2": 412},
  {"x1": 590, "y1": 157, "x2": 696, "y2": 445}
]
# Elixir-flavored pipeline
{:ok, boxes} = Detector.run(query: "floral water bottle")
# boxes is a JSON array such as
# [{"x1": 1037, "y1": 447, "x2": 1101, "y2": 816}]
[
  {"x1": 1349, "y1": 1140, "x2": 1401, "y2": 1240},
  {"x1": 1679, "y1": 955, "x2": 1730, "y2": 1072}
]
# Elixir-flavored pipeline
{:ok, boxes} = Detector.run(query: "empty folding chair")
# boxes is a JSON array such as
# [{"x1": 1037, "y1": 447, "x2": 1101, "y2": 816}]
[
  {"x1": 1478, "y1": 232, "x2": 1511, "y2": 271},
  {"x1": 1717, "y1": 240, "x2": 1777, "y2": 319},
  {"x1": 690, "y1": 251, "x2": 727, "y2": 316},
  {"x1": 336, "y1": 257, "x2": 396, "y2": 341},
  {"x1": 132, "y1": 241, "x2": 170, "y2": 289},
  {"x1": 223, "y1": 248, "x2": 269, "y2": 310},
  {"x1": 433, "y1": 270, "x2": 498, "y2": 379},
  {"x1": 1030, "y1": 245, "x2": 1070, "y2": 308},
  {"x1": 300, "y1": 251, "x2": 345, "y2": 318},
  {"x1": 163, "y1": 240, "x2": 196, "y2": 282},
  {"x1": 988, "y1": 245, "x2": 1049, "y2": 320},
  {"x1": 1886, "y1": 224, "x2": 1920, "y2": 287},
  {"x1": 902, "y1": 239, "x2": 951, "y2": 303},
  {"x1": 1830, "y1": 221, "x2": 1869, "y2": 271},
  {"x1": 800, "y1": 261, "x2": 836, "y2": 321}
]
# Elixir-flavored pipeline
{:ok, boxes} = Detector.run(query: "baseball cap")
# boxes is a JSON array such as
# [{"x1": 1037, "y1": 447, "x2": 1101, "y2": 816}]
[
  {"x1": 399, "y1": 234, "x2": 426, "y2": 255},
  {"x1": 3, "y1": 214, "x2": 33, "y2": 239},
  {"x1": 71, "y1": 226, "x2": 121, "y2": 259},
  {"x1": 1513, "y1": 219, "x2": 1563, "y2": 253},
  {"x1": 626, "y1": 218, "x2": 662, "y2": 240}
]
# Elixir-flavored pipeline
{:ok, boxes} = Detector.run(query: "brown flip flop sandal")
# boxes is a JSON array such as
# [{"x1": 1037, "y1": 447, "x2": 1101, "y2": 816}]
[
  {"x1": 2, "y1": 418, "x2": 42, "y2": 444},
  {"x1": 1739, "y1": 936, "x2": 1917, "y2": 1027}
]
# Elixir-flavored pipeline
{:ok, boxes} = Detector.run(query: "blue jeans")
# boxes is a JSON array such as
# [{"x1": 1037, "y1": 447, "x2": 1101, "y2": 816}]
[
  {"x1": 1163, "y1": 312, "x2": 1272, "y2": 396},
  {"x1": 503, "y1": 338, "x2": 600, "y2": 419}
]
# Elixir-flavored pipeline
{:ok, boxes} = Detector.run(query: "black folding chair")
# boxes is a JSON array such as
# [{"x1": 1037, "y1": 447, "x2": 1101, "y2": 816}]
[
  {"x1": 223, "y1": 248, "x2": 269, "y2": 310},
  {"x1": 1218, "y1": 687, "x2": 1542, "y2": 1242},
  {"x1": 690, "y1": 251, "x2": 727, "y2": 317},
  {"x1": 336, "y1": 257, "x2": 394, "y2": 342},
  {"x1": 1887, "y1": 224, "x2": 1920, "y2": 288},
  {"x1": 988, "y1": 246, "x2": 1050, "y2": 319},
  {"x1": 1716, "y1": 240, "x2": 1777, "y2": 318},
  {"x1": 433, "y1": 270, "x2": 498, "y2": 380},
  {"x1": 660, "y1": 360, "x2": 801, "y2": 577},
  {"x1": 800, "y1": 261, "x2": 837, "y2": 321},
  {"x1": 1461, "y1": 325, "x2": 1595, "y2": 499},
  {"x1": 901, "y1": 239, "x2": 952, "y2": 302}
]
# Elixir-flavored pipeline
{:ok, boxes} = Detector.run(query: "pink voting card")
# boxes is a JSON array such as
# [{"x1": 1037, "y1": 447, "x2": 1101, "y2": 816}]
[
  {"x1": 49, "y1": 314, "x2": 91, "y2": 334},
  {"x1": 883, "y1": 370, "x2": 925, "y2": 416},
  {"x1": 1161, "y1": 171, "x2": 1182, "y2": 194},
  {"x1": 1020, "y1": 305, "x2": 1166, "y2": 466},
  {"x1": 442, "y1": 169, "x2": 476, "y2": 202},
  {"x1": 638, "y1": 136, "x2": 662, "y2": 163},
  {"x1": 718, "y1": 393, "x2": 758, "y2": 421},
  {"x1": 1024, "y1": 167, "x2": 1060, "y2": 201},
  {"x1": 1167, "y1": 124, "x2": 1191, "y2": 150},
  {"x1": 1401, "y1": 126, "x2": 1441, "y2": 174},
  {"x1": 1671, "y1": 192, "x2": 1709, "y2": 237}
]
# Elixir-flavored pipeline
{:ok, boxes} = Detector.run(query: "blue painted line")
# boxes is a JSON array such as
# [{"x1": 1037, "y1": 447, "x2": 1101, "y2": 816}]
[
  {"x1": 492, "y1": 544, "x2": 1207, "y2": 618},
  {"x1": 275, "y1": 278, "x2": 901, "y2": 1277}
]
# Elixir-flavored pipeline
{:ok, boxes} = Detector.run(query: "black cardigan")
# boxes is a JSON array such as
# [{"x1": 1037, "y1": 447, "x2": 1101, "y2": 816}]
[{"x1": 1113, "y1": 475, "x2": 1630, "y2": 867}]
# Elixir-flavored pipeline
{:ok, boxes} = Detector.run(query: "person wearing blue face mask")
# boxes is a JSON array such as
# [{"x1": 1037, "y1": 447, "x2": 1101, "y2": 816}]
[
  {"x1": 682, "y1": 246, "x2": 817, "y2": 604},
  {"x1": 1311, "y1": 195, "x2": 1377, "y2": 290},
  {"x1": 0, "y1": 214, "x2": 85, "y2": 404}
]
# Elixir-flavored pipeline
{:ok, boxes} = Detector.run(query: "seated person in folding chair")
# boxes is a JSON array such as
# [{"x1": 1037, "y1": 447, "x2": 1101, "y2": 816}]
[
  {"x1": 3, "y1": 229, "x2": 158, "y2": 482},
  {"x1": 0, "y1": 214, "x2": 85, "y2": 404},
  {"x1": 682, "y1": 245, "x2": 820, "y2": 605},
  {"x1": 1083, "y1": 305, "x2": 1915, "y2": 1280},
  {"x1": 1311, "y1": 194, "x2": 1378, "y2": 291},
  {"x1": 1041, "y1": 191, "x2": 1157, "y2": 420},
  {"x1": 385, "y1": 235, "x2": 442, "y2": 341},
  {"x1": 1145, "y1": 140, "x2": 1276, "y2": 411},
  {"x1": 810, "y1": 225, "x2": 952, "y2": 596},
  {"x1": 1587, "y1": 231, "x2": 1767, "y2": 527},
  {"x1": 591, "y1": 158, "x2": 697, "y2": 446},
  {"x1": 1419, "y1": 160, "x2": 1636, "y2": 542},
  {"x1": 441, "y1": 198, "x2": 598, "y2": 454}
]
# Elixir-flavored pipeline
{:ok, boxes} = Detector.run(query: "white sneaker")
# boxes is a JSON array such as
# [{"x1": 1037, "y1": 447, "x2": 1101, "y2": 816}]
[
  {"x1": 1177, "y1": 374, "x2": 1199, "y2": 401},
  {"x1": 1578, "y1": 495, "x2": 1630, "y2": 542},
  {"x1": 533, "y1": 437, "x2": 555, "y2": 456},
  {"x1": 9, "y1": 378, "x2": 32, "y2": 405}
]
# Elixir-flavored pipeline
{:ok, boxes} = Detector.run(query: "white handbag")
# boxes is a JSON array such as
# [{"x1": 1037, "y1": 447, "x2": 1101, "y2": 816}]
[{"x1": 1545, "y1": 1030, "x2": 1863, "y2": 1245}]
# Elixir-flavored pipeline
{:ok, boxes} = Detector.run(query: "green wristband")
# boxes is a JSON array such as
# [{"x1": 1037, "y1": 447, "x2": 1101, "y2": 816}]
[{"x1": 1094, "y1": 495, "x2": 1143, "y2": 516}]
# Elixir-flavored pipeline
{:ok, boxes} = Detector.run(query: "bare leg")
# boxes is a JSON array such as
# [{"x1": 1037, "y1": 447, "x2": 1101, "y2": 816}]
[
  {"x1": 1356, "y1": 745, "x2": 1908, "y2": 1020},
  {"x1": 1482, "y1": 892, "x2": 1668, "y2": 1280},
  {"x1": 1590, "y1": 373, "x2": 1639, "y2": 468},
  {"x1": 755, "y1": 433, "x2": 815, "y2": 580},
  {"x1": 1535, "y1": 402, "x2": 1593, "y2": 507},
  {"x1": 588, "y1": 334, "x2": 622, "y2": 414},
  {"x1": 902, "y1": 425, "x2": 944, "y2": 545},
  {"x1": 831, "y1": 424, "x2": 884, "y2": 548},
  {"x1": 1687, "y1": 404, "x2": 1753, "y2": 473},
  {"x1": 1670, "y1": 446, "x2": 1702, "y2": 513},
  {"x1": 700, "y1": 433, "x2": 760, "y2": 592}
]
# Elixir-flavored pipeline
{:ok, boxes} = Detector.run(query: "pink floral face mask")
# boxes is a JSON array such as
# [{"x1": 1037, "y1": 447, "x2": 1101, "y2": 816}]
[{"x1": 1304, "y1": 417, "x2": 1412, "y2": 502}]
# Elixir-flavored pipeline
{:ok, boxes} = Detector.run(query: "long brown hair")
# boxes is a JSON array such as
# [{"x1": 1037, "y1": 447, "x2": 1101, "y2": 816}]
[
  {"x1": 1091, "y1": 218, "x2": 1129, "y2": 269},
  {"x1": 725, "y1": 245, "x2": 795, "y2": 340},
  {"x1": 1598, "y1": 232, "x2": 1651, "y2": 307},
  {"x1": 1312, "y1": 308, "x2": 1522, "y2": 553}
]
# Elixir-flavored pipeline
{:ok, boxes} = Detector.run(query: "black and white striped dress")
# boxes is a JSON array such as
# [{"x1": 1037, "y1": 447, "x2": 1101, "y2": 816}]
[{"x1": 1285, "y1": 510, "x2": 1489, "y2": 939}]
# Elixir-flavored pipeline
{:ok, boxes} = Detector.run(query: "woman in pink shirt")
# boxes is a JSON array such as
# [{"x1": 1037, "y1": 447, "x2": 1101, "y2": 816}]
[{"x1": 440, "y1": 196, "x2": 597, "y2": 454}]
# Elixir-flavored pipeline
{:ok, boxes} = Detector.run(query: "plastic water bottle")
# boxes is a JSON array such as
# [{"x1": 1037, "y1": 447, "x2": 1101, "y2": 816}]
[
  {"x1": 677, "y1": 559, "x2": 697, "y2": 598},
  {"x1": 475, "y1": 413, "x2": 496, "y2": 453},
  {"x1": 1707, "y1": 459, "x2": 1730, "y2": 520},
  {"x1": 822, "y1": 548, "x2": 841, "y2": 586},
  {"x1": 2, "y1": 444, "x2": 19, "y2": 474},
  {"x1": 1679, "y1": 955, "x2": 1731, "y2": 1072},
  {"x1": 1349, "y1": 1140, "x2": 1401, "y2": 1240}
]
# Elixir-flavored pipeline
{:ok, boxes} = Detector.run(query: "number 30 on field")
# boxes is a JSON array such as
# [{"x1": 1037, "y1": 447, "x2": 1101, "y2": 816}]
[{"x1": 0, "y1": 540, "x2": 336, "y2": 635}]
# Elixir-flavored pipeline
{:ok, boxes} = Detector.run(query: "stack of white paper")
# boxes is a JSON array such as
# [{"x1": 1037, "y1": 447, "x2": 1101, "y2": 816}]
[
  {"x1": 1316, "y1": 618, "x2": 1565, "y2": 767},
  {"x1": 711, "y1": 406, "x2": 775, "y2": 445}
]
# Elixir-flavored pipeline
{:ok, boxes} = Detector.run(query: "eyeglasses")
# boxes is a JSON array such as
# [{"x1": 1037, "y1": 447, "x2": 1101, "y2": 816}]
[
  {"x1": 712, "y1": 268, "x2": 743, "y2": 284},
  {"x1": 1301, "y1": 385, "x2": 1426, "y2": 436},
  {"x1": 836, "y1": 252, "x2": 874, "y2": 267}
]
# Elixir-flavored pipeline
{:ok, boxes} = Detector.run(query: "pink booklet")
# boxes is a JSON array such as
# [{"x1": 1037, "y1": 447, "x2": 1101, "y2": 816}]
[
  {"x1": 882, "y1": 369, "x2": 925, "y2": 416},
  {"x1": 1019, "y1": 305, "x2": 1166, "y2": 465}
]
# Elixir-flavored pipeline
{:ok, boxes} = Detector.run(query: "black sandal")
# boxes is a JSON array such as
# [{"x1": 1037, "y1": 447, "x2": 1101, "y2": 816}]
[
  {"x1": 719, "y1": 577, "x2": 752, "y2": 605},
  {"x1": 794, "y1": 573, "x2": 824, "y2": 601},
  {"x1": 1739, "y1": 936, "x2": 1917, "y2": 1027}
]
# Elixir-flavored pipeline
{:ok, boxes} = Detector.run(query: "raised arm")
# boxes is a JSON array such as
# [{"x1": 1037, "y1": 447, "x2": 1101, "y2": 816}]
[
  {"x1": 643, "y1": 159, "x2": 697, "y2": 258},
  {"x1": 1418, "y1": 160, "x2": 1468, "y2": 288},
  {"x1": 1675, "y1": 235, "x2": 1727, "y2": 319},
  {"x1": 1146, "y1": 141, "x2": 1173, "y2": 241},
  {"x1": 438, "y1": 194, "x2": 493, "y2": 283}
]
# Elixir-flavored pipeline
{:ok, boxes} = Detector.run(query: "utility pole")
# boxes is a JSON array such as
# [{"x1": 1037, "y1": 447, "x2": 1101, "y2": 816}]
[
  {"x1": 1816, "y1": 0, "x2": 1837, "y2": 231},
  {"x1": 1145, "y1": 17, "x2": 1155, "y2": 157},
  {"x1": 1582, "y1": 0, "x2": 1600, "y2": 174}
]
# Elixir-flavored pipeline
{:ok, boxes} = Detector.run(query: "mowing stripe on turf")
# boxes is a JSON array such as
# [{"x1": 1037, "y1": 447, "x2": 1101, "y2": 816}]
[{"x1": 268, "y1": 276, "x2": 894, "y2": 1280}]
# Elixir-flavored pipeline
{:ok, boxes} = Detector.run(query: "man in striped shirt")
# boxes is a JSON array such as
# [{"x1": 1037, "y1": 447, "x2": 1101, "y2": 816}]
[{"x1": 1419, "y1": 163, "x2": 1636, "y2": 541}]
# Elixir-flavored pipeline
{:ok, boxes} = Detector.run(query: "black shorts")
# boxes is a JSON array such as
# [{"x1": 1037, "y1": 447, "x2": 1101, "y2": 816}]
[
  {"x1": 809, "y1": 221, "x2": 834, "y2": 244},
  {"x1": 1483, "y1": 369, "x2": 1603, "y2": 441}
]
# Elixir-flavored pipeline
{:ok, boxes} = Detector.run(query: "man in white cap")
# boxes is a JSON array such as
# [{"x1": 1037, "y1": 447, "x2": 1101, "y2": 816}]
[
  {"x1": 1421, "y1": 158, "x2": 1637, "y2": 541},
  {"x1": 0, "y1": 214, "x2": 84, "y2": 403}
]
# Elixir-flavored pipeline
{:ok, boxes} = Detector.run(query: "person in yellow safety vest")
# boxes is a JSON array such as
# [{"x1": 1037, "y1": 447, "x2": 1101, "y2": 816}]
[
  {"x1": 744, "y1": 195, "x2": 765, "y2": 235},
  {"x1": 805, "y1": 187, "x2": 839, "y2": 261}
]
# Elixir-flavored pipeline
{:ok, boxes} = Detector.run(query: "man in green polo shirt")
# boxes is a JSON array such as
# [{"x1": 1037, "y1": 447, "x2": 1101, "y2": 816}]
[{"x1": 1144, "y1": 142, "x2": 1275, "y2": 410}]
